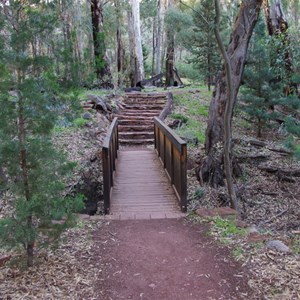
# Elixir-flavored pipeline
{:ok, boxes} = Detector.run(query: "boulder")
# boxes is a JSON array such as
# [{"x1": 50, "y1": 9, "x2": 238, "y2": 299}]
[
  {"x1": 266, "y1": 240, "x2": 291, "y2": 253},
  {"x1": 87, "y1": 95, "x2": 107, "y2": 112}
]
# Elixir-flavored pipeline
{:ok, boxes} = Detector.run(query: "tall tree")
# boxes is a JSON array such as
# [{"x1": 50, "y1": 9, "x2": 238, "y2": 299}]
[
  {"x1": 165, "y1": 0, "x2": 175, "y2": 86},
  {"x1": 114, "y1": 0, "x2": 125, "y2": 86},
  {"x1": 128, "y1": 0, "x2": 145, "y2": 86},
  {"x1": 263, "y1": 0, "x2": 297, "y2": 95},
  {"x1": 199, "y1": 0, "x2": 263, "y2": 187},
  {"x1": 155, "y1": 0, "x2": 164, "y2": 74},
  {"x1": 90, "y1": 0, "x2": 113, "y2": 88},
  {"x1": 186, "y1": 0, "x2": 222, "y2": 91},
  {"x1": 0, "y1": 0, "x2": 83, "y2": 267}
]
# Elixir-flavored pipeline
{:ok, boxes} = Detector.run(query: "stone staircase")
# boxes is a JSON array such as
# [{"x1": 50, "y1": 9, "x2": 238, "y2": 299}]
[{"x1": 115, "y1": 92, "x2": 168, "y2": 146}]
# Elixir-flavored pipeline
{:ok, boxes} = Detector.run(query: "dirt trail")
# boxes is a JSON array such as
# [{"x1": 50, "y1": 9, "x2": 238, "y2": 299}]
[{"x1": 93, "y1": 218, "x2": 252, "y2": 300}]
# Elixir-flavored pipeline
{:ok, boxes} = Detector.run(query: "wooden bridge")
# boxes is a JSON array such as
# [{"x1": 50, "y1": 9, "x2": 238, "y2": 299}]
[{"x1": 102, "y1": 93, "x2": 187, "y2": 220}]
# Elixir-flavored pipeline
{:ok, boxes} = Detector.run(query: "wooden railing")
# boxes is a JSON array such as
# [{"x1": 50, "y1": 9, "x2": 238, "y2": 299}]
[
  {"x1": 102, "y1": 117, "x2": 118, "y2": 214},
  {"x1": 154, "y1": 117, "x2": 187, "y2": 212}
]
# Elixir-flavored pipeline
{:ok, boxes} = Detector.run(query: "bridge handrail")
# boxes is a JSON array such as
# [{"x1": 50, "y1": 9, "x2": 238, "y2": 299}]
[
  {"x1": 154, "y1": 117, "x2": 187, "y2": 212},
  {"x1": 102, "y1": 117, "x2": 118, "y2": 214}
]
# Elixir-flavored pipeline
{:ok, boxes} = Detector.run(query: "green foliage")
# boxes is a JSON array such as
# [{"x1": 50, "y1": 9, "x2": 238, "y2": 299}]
[
  {"x1": 176, "y1": 62, "x2": 202, "y2": 83},
  {"x1": 182, "y1": 0, "x2": 222, "y2": 89},
  {"x1": 213, "y1": 217, "x2": 247, "y2": 238},
  {"x1": 73, "y1": 117, "x2": 89, "y2": 127},
  {"x1": 241, "y1": 17, "x2": 300, "y2": 148},
  {"x1": 194, "y1": 187, "x2": 205, "y2": 199},
  {"x1": 0, "y1": 1, "x2": 84, "y2": 265},
  {"x1": 170, "y1": 113, "x2": 188, "y2": 123},
  {"x1": 172, "y1": 92, "x2": 209, "y2": 144}
]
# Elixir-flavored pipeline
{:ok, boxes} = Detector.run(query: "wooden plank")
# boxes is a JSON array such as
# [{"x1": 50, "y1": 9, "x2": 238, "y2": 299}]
[{"x1": 109, "y1": 149, "x2": 179, "y2": 217}]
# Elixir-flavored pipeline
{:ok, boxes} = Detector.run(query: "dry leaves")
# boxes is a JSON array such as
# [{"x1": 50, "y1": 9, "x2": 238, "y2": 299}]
[{"x1": 0, "y1": 220, "x2": 105, "y2": 300}]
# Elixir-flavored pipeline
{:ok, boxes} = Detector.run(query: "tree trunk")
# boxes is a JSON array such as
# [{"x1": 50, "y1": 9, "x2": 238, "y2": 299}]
[
  {"x1": 199, "y1": 0, "x2": 263, "y2": 187},
  {"x1": 90, "y1": 0, "x2": 113, "y2": 88},
  {"x1": 294, "y1": 0, "x2": 299, "y2": 27},
  {"x1": 263, "y1": 0, "x2": 296, "y2": 95},
  {"x1": 155, "y1": 0, "x2": 163, "y2": 75},
  {"x1": 131, "y1": 0, "x2": 144, "y2": 83},
  {"x1": 115, "y1": 0, "x2": 125, "y2": 87},
  {"x1": 127, "y1": 8, "x2": 136, "y2": 87},
  {"x1": 17, "y1": 86, "x2": 34, "y2": 267},
  {"x1": 165, "y1": 0, "x2": 175, "y2": 87},
  {"x1": 214, "y1": 0, "x2": 238, "y2": 210},
  {"x1": 127, "y1": 0, "x2": 145, "y2": 86}
]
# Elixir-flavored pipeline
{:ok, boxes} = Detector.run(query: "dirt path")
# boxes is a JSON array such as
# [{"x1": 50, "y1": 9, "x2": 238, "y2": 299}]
[{"x1": 93, "y1": 218, "x2": 252, "y2": 300}]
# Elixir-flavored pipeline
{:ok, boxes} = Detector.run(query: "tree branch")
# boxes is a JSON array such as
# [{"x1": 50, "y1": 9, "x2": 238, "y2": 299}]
[{"x1": 214, "y1": 0, "x2": 238, "y2": 210}]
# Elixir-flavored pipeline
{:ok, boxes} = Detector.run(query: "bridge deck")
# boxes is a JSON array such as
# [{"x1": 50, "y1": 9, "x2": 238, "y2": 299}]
[{"x1": 110, "y1": 149, "x2": 184, "y2": 220}]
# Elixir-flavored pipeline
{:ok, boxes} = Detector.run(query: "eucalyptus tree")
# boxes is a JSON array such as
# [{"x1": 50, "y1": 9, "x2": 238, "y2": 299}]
[
  {"x1": 199, "y1": 0, "x2": 263, "y2": 189},
  {"x1": 90, "y1": 0, "x2": 113, "y2": 88},
  {"x1": 128, "y1": 0, "x2": 145, "y2": 86}
]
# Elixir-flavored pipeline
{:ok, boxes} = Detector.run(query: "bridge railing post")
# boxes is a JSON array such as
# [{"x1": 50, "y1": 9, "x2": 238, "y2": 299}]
[
  {"x1": 153, "y1": 117, "x2": 187, "y2": 212},
  {"x1": 102, "y1": 118, "x2": 118, "y2": 215}
]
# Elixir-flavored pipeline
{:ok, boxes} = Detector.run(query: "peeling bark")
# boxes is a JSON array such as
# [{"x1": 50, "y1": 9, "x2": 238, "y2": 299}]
[{"x1": 199, "y1": 0, "x2": 263, "y2": 187}]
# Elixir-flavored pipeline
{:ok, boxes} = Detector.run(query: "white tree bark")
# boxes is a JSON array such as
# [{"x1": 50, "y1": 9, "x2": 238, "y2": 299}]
[
  {"x1": 155, "y1": 0, "x2": 163, "y2": 74},
  {"x1": 131, "y1": 0, "x2": 144, "y2": 82}
]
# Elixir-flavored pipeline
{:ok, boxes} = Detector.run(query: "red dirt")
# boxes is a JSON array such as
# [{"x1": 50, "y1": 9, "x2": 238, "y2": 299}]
[{"x1": 93, "y1": 218, "x2": 252, "y2": 299}]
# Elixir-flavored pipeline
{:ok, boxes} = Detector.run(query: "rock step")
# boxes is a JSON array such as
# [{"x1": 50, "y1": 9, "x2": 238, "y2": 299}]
[
  {"x1": 119, "y1": 138, "x2": 154, "y2": 145},
  {"x1": 118, "y1": 125, "x2": 153, "y2": 132},
  {"x1": 119, "y1": 132, "x2": 154, "y2": 139},
  {"x1": 114, "y1": 115, "x2": 154, "y2": 121},
  {"x1": 122, "y1": 111, "x2": 159, "y2": 117},
  {"x1": 124, "y1": 98, "x2": 167, "y2": 103},
  {"x1": 123, "y1": 104, "x2": 165, "y2": 109},
  {"x1": 118, "y1": 119, "x2": 154, "y2": 126},
  {"x1": 125, "y1": 93, "x2": 167, "y2": 99}
]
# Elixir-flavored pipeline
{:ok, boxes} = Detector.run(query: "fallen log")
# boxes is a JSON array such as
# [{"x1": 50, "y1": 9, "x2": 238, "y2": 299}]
[
  {"x1": 258, "y1": 165, "x2": 300, "y2": 177},
  {"x1": 159, "y1": 92, "x2": 174, "y2": 121},
  {"x1": 234, "y1": 138, "x2": 293, "y2": 155},
  {"x1": 236, "y1": 153, "x2": 269, "y2": 162},
  {"x1": 140, "y1": 73, "x2": 164, "y2": 87}
]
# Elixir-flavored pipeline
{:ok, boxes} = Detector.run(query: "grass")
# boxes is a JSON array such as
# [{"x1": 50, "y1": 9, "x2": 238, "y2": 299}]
[
  {"x1": 171, "y1": 88, "x2": 211, "y2": 144},
  {"x1": 213, "y1": 217, "x2": 248, "y2": 238},
  {"x1": 73, "y1": 117, "x2": 89, "y2": 127}
]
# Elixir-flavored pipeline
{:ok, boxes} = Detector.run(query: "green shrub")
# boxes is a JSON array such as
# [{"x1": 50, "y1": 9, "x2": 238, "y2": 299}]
[
  {"x1": 170, "y1": 113, "x2": 189, "y2": 123},
  {"x1": 73, "y1": 117, "x2": 88, "y2": 127}
]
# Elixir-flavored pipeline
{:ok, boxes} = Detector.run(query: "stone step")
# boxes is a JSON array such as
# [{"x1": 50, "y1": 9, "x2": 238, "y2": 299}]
[
  {"x1": 119, "y1": 131, "x2": 154, "y2": 139},
  {"x1": 118, "y1": 125, "x2": 153, "y2": 132},
  {"x1": 124, "y1": 104, "x2": 165, "y2": 110}
]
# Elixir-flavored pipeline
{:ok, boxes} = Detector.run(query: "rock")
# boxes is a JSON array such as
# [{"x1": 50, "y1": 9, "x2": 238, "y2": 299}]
[
  {"x1": 87, "y1": 95, "x2": 107, "y2": 112},
  {"x1": 247, "y1": 224, "x2": 259, "y2": 234},
  {"x1": 266, "y1": 240, "x2": 291, "y2": 253},
  {"x1": 82, "y1": 112, "x2": 92, "y2": 120},
  {"x1": 168, "y1": 119, "x2": 182, "y2": 129},
  {"x1": 106, "y1": 102, "x2": 112, "y2": 111}
]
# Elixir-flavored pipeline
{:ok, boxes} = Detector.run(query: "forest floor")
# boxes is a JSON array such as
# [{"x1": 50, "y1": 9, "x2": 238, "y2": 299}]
[{"x1": 0, "y1": 86, "x2": 299, "y2": 299}]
